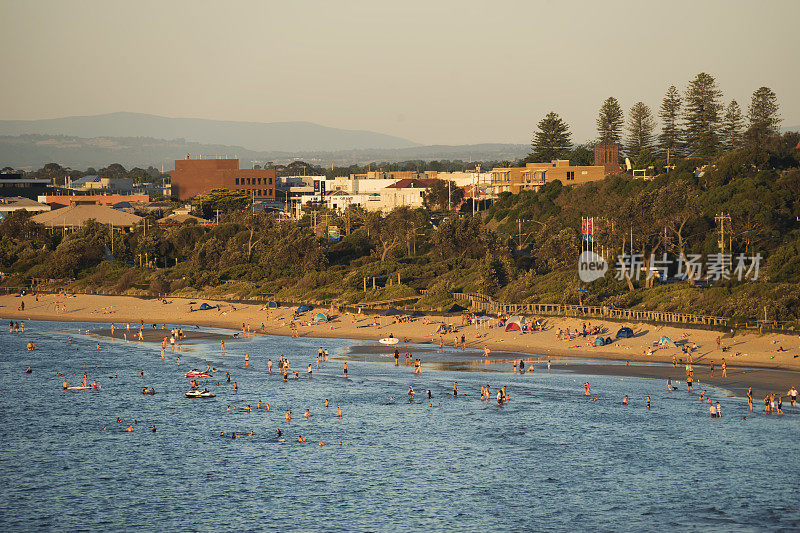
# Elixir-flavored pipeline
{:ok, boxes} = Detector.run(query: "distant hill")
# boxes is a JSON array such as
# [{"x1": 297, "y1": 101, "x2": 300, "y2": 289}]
[
  {"x1": 0, "y1": 134, "x2": 529, "y2": 170},
  {"x1": 0, "y1": 112, "x2": 419, "y2": 152}
]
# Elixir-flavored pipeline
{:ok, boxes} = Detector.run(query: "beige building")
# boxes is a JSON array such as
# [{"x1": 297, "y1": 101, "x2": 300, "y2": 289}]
[{"x1": 490, "y1": 160, "x2": 606, "y2": 195}]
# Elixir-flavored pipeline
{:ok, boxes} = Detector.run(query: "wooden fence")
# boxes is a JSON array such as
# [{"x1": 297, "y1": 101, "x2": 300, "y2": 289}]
[{"x1": 419, "y1": 289, "x2": 796, "y2": 332}]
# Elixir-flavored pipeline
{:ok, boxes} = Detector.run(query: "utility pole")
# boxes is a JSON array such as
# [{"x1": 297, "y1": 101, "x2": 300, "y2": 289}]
[
  {"x1": 715, "y1": 212, "x2": 731, "y2": 254},
  {"x1": 448, "y1": 180, "x2": 451, "y2": 211}
]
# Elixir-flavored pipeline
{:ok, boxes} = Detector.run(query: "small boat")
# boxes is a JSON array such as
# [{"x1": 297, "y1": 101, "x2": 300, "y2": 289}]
[
  {"x1": 186, "y1": 389, "x2": 216, "y2": 398},
  {"x1": 185, "y1": 370, "x2": 210, "y2": 378},
  {"x1": 379, "y1": 337, "x2": 399, "y2": 345}
]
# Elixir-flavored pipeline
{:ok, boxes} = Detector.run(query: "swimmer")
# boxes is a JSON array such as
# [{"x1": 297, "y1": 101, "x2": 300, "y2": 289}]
[
  {"x1": 646, "y1": 396, "x2": 650, "y2": 409},
  {"x1": 304, "y1": 409, "x2": 310, "y2": 419},
  {"x1": 622, "y1": 395, "x2": 628, "y2": 405},
  {"x1": 266, "y1": 403, "x2": 270, "y2": 411},
  {"x1": 343, "y1": 362, "x2": 348, "y2": 378},
  {"x1": 276, "y1": 429, "x2": 282, "y2": 438},
  {"x1": 125, "y1": 425, "x2": 134, "y2": 432},
  {"x1": 285, "y1": 410, "x2": 291, "y2": 421},
  {"x1": 244, "y1": 353, "x2": 249, "y2": 368},
  {"x1": 233, "y1": 381, "x2": 238, "y2": 391},
  {"x1": 325, "y1": 399, "x2": 329, "y2": 408},
  {"x1": 453, "y1": 382, "x2": 458, "y2": 397},
  {"x1": 584, "y1": 382, "x2": 591, "y2": 396},
  {"x1": 25, "y1": 366, "x2": 32, "y2": 373},
  {"x1": 337, "y1": 406, "x2": 342, "y2": 418},
  {"x1": 62, "y1": 379, "x2": 69, "y2": 390}
]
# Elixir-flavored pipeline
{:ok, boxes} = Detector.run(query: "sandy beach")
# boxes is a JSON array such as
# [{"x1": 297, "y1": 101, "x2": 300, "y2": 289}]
[{"x1": 3, "y1": 292, "x2": 799, "y2": 397}]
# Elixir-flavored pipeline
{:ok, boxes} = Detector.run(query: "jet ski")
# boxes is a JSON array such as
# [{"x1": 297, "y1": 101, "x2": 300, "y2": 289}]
[
  {"x1": 185, "y1": 370, "x2": 210, "y2": 378},
  {"x1": 186, "y1": 389, "x2": 216, "y2": 398}
]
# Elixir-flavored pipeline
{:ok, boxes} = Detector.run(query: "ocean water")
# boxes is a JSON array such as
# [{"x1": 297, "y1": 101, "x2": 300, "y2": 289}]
[{"x1": 1, "y1": 320, "x2": 799, "y2": 532}]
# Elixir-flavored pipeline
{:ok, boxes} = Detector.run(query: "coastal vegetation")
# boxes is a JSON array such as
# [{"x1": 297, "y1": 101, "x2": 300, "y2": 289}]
[{"x1": 2, "y1": 78, "x2": 798, "y2": 326}]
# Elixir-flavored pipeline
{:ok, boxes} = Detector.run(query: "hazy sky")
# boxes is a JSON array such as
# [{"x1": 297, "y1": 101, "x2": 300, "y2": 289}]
[{"x1": 2, "y1": 0, "x2": 798, "y2": 145}]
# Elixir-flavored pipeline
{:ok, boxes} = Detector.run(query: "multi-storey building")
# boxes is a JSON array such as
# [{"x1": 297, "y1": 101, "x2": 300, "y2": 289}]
[{"x1": 171, "y1": 157, "x2": 276, "y2": 201}]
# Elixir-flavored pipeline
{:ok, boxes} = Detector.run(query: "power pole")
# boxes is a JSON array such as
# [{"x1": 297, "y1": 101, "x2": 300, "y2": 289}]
[{"x1": 715, "y1": 212, "x2": 731, "y2": 254}]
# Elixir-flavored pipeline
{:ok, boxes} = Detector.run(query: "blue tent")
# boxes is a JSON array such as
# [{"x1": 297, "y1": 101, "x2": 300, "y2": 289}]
[
  {"x1": 658, "y1": 336, "x2": 674, "y2": 346},
  {"x1": 593, "y1": 336, "x2": 605, "y2": 346},
  {"x1": 314, "y1": 312, "x2": 328, "y2": 323},
  {"x1": 616, "y1": 327, "x2": 634, "y2": 338},
  {"x1": 296, "y1": 304, "x2": 312, "y2": 314},
  {"x1": 267, "y1": 301, "x2": 279, "y2": 309},
  {"x1": 198, "y1": 303, "x2": 217, "y2": 311}
]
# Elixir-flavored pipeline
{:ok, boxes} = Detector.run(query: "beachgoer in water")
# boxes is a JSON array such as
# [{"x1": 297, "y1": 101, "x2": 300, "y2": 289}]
[
  {"x1": 285, "y1": 410, "x2": 291, "y2": 421},
  {"x1": 343, "y1": 362, "x2": 348, "y2": 378},
  {"x1": 646, "y1": 396, "x2": 650, "y2": 409},
  {"x1": 710, "y1": 403, "x2": 717, "y2": 418},
  {"x1": 267, "y1": 359, "x2": 272, "y2": 374},
  {"x1": 337, "y1": 406, "x2": 342, "y2": 418},
  {"x1": 325, "y1": 399, "x2": 329, "y2": 408},
  {"x1": 304, "y1": 409, "x2": 310, "y2": 419},
  {"x1": 716, "y1": 401, "x2": 722, "y2": 418},
  {"x1": 584, "y1": 382, "x2": 591, "y2": 396},
  {"x1": 245, "y1": 353, "x2": 249, "y2": 367},
  {"x1": 453, "y1": 382, "x2": 458, "y2": 397},
  {"x1": 25, "y1": 366, "x2": 32, "y2": 373},
  {"x1": 622, "y1": 395, "x2": 628, "y2": 405}
]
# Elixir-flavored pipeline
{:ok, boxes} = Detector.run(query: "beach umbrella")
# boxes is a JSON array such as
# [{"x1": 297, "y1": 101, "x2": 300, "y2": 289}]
[
  {"x1": 658, "y1": 336, "x2": 674, "y2": 346},
  {"x1": 296, "y1": 304, "x2": 312, "y2": 313},
  {"x1": 380, "y1": 307, "x2": 402, "y2": 316},
  {"x1": 313, "y1": 312, "x2": 328, "y2": 323},
  {"x1": 616, "y1": 327, "x2": 634, "y2": 338}
]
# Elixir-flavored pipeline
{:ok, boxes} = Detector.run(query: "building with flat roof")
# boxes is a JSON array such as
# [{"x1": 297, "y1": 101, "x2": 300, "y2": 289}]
[
  {"x1": 171, "y1": 157, "x2": 276, "y2": 201},
  {"x1": 0, "y1": 171, "x2": 51, "y2": 200},
  {"x1": 490, "y1": 159, "x2": 607, "y2": 196}
]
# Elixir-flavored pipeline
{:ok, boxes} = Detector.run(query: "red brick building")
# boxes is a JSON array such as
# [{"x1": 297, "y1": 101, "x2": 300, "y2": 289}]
[
  {"x1": 171, "y1": 158, "x2": 276, "y2": 201},
  {"x1": 594, "y1": 143, "x2": 621, "y2": 176}
]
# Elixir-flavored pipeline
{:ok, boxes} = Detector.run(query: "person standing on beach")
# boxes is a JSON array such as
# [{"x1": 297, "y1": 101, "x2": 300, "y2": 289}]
[
  {"x1": 721, "y1": 359, "x2": 727, "y2": 378},
  {"x1": 710, "y1": 361, "x2": 714, "y2": 377},
  {"x1": 716, "y1": 336, "x2": 721, "y2": 350}
]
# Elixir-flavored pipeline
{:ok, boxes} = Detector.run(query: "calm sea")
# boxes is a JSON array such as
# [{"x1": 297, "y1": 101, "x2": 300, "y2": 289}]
[{"x1": 1, "y1": 320, "x2": 798, "y2": 532}]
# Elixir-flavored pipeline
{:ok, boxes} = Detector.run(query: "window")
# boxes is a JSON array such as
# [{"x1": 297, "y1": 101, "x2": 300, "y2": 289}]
[
  {"x1": 566, "y1": 171, "x2": 575, "y2": 180},
  {"x1": 269, "y1": 178, "x2": 273, "y2": 185},
  {"x1": 257, "y1": 178, "x2": 262, "y2": 185},
  {"x1": 235, "y1": 178, "x2": 240, "y2": 185}
]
